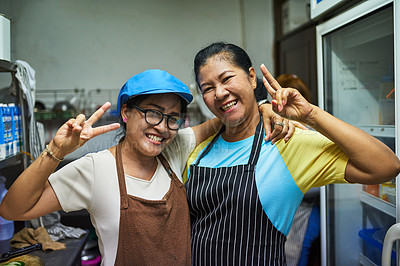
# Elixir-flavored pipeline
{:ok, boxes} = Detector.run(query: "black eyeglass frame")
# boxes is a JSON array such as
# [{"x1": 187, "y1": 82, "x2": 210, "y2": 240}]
[{"x1": 130, "y1": 104, "x2": 184, "y2": 131}]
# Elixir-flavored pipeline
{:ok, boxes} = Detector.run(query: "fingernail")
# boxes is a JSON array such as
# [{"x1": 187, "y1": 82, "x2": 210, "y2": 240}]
[
  {"x1": 282, "y1": 100, "x2": 286, "y2": 105},
  {"x1": 278, "y1": 105, "x2": 283, "y2": 112}
]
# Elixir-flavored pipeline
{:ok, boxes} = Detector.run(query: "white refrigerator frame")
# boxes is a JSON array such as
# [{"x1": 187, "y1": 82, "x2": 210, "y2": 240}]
[
  {"x1": 316, "y1": 0, "x2": 399, "y2": 265},
  {"x1": 0, "y1": 15, "x2": 10, "y2": 61}
]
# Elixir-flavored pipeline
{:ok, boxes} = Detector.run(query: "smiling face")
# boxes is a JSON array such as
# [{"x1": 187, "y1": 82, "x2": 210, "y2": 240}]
[
  {"x1": 121, "y1": 93, "x2": 182, "y2": 158},
  {"x1": 198, "y1": 55, "x2": 259, "y2": 131}
]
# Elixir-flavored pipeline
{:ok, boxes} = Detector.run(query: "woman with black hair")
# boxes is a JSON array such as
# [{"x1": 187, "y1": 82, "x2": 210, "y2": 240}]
[{"x1": 184, "y1": 42, "x2": 400, "y2": 265}]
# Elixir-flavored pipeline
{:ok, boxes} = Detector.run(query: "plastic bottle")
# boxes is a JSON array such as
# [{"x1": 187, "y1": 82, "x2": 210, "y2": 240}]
[
  {"x1": 13, "y1": 105, "x2": 22, "y2": 153},
  {"x1": 14, "y1": 105, "x2": 21, "y2": 153},
  {"x1": 3, "y1": 105, "x2": 11, "y2": 157},
  {"x1": 8, "y1": 104, "x2": 17, "y2": 155},
  {"x1": 0, "y1": 176, "x2": 14, "y2": 240},
  {"x1": 0, "y1": 104, "x2": 5, "y2": 159}
]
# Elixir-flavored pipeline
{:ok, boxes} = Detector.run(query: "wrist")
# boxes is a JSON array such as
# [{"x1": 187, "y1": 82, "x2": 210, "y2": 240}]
[
  {"x1": 303, "y1": 104, "x2": 321, "y2": 128},
  {"x1": 46, "y1": 141, "x2": 66, "y2": 162}
]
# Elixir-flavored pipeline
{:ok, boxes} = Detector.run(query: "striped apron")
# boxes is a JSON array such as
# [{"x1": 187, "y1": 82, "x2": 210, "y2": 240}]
[{"x1": 185, "y1": 118, "x2": 287, "y2": 266}]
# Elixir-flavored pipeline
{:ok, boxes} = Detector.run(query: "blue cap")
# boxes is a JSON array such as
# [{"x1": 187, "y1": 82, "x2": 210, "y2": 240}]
[{"x1": 117, "y1": 69, "x2": 193, "y2": 113}]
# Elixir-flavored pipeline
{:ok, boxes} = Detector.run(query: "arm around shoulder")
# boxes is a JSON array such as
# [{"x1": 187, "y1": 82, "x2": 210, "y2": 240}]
[{"x1": 191, "y1": 118, "x2": 222, "y2": 146}]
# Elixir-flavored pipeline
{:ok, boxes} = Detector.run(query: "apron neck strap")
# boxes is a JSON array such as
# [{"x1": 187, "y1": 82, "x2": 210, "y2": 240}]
[
  {"x1": 194, "y1": 126, "x2": 224, "y2": 166},
  {"x1": 116, "y1": 141, "x2": 129, "y2": 209},
  {"x1": 248, "y1": 115, "x2": 264, "y2": 165},
  {"x1": 157, "y1": 153, "x2": 184, "y2": 188},
  {"x1": 195, "y1": 114, "x2": 264, "y2": 166}
]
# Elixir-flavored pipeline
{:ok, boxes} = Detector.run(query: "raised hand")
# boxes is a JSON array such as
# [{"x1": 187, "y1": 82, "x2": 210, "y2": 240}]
[
  {"x1": 51, "y1": 102, "x2": 120, "y2": 158},
  {"x1": 260, "y1": 64, "x2": 314, "y2": 124},
  {"x1": 259, "y1": 103, "x2": 295, "y2": 143}
]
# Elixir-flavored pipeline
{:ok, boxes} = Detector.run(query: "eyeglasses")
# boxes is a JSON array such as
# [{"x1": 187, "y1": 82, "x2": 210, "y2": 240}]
[{"x1": 131, "y1": 104, "x2": 184, "y2": 130}]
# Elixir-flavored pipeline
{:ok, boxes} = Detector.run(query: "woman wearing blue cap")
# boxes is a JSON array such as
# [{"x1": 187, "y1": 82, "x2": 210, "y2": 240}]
[{"x1": 0, "y1": 69, "x2": 293, "y2": 265}]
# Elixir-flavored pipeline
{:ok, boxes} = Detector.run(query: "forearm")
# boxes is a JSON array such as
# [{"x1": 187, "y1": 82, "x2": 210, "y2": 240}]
[
  {"x1": 192, "y1": 118, "x2": 222, "y2": 146},
  {"x1": 307, "y1": 105, "x2": 400, "y2": 183},
  {"x1": 260, "y1": 65, "x2": 400, "y2": 183},
  {"x1": 0, "y1": 141, "x2": 62, "y2": 219}
]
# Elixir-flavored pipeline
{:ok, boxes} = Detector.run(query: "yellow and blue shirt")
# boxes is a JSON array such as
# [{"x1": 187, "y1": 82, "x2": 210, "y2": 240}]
[{"x1": 184, "y1": 128, "x2": 349, "y2": 236}]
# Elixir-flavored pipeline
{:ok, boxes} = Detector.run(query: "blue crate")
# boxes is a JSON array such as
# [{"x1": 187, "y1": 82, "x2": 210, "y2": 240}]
[{"x1": 358, "y1": 228, "x2": 396, "y2": 266}]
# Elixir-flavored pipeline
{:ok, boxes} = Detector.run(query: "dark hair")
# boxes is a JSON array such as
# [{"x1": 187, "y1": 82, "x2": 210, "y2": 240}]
[
  {"x1": 276, "y1": 74, "x2": 312, "y2": 102},
  {"x1": 119, "y1": 94, "x2": 188, "y2": 132},
  {"x1": 254, "y1": 78, "x2": 269, "y2": 102},
  {"x1": 194, "y1": 42, "x2": 253, "y2": 85}
]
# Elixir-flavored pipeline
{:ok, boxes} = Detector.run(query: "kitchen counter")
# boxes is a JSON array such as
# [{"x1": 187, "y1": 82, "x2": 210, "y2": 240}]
[{"x1": 0, "y1": 231, "x2": 89, "y2": 265}]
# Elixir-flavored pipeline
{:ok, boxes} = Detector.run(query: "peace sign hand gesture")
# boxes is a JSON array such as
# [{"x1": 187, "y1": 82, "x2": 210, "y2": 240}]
[
  {"x1": 260, "y1": 64, "x2": 314, "y2": 124},
  {"x1": 51, "y1": 102, "x2": 120, "y2": 159}
]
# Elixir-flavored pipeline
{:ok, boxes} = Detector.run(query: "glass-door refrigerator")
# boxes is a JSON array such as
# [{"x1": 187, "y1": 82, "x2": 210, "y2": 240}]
[{"x1": 316, "y1": 0, "x2": 399, "y2": 265}]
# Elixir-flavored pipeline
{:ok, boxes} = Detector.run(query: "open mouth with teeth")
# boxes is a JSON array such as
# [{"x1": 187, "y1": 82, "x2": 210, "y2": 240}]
[
  {"x1": 146, "y1": 133, "x2": 165, "y2": 143},
  {"x1": 221, "y1": 100, "x2": 238, "y2": 112}
]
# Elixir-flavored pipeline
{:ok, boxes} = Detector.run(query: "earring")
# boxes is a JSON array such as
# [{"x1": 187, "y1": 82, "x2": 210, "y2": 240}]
[{"x1": 123, "y1": 117, "x2": 127, "y2": 123}]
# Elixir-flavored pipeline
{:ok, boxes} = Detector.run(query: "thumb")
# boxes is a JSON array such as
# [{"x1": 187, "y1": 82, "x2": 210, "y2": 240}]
[
  {"x1": 292, "y1": 121, "x2": 308, "y2": 130},
  {"x1": 263, "y1": 119, "x2": 272, "y2": 141},
  {"x1": 71, "y1": 123, "x2": 84, "y2": 142}
]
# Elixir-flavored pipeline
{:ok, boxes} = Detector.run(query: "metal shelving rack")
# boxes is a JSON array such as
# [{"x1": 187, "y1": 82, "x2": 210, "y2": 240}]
[
  {"x1": 0, "y1": 59, "x2": 30, "y2": 181},
  {"x1": 360, "y1": 191, "x2": 396, "y2": 218}
]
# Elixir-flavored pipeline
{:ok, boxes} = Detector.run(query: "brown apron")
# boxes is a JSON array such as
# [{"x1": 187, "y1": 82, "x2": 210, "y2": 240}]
[{"x1": 114, "y1": 142, "x2": 191, "y2": 265}]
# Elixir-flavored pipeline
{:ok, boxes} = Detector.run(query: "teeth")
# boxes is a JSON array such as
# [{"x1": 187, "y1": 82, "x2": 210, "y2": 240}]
[
  {"x1": 221, "y1": 101, "x2": 237, "y2": 111},
  {"x1": 148, "y1": 134, "x2": 163, "y2": 142}
]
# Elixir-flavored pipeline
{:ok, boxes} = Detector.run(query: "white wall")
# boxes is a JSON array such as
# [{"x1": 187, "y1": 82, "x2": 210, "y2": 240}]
[
  {"x1": 0, "y1": 0, "x2": 274, "y2": 108},
  {"x1": 242, "y1": 0, "x2": 275, "y2": 75},
  {"x1": 0, "y1": 2, "x2": 11, "y2": 19}
]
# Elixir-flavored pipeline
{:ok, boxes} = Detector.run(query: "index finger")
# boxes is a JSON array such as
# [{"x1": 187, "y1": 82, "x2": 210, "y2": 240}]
[
  {"x1": 86, "y1": 102, "x2": 112, "y2": 126},
  {"x1": 90, "y1": 123, "x2": 121, "y2": 139},
  {"x1": 260, "y1": 64, "x2": 282, "y2": 92}
]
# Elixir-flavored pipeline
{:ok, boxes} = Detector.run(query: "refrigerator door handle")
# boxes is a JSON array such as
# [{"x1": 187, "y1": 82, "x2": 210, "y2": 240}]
[{"x1": 382, "y1": 223, "x2": 400, "y2": 266}]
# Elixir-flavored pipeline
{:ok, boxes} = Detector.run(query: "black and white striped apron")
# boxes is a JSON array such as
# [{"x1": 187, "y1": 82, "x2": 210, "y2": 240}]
[{"x1": 185, "y1": 117, "x2": 286, "y2": 266}]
